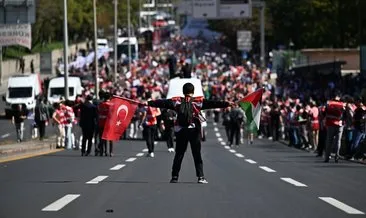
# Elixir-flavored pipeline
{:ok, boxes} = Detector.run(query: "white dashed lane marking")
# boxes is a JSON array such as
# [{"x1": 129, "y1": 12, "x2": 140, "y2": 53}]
[
  {"x1": 110, "y1": 164, "x2": 126, "y2": 171},
  {"x1": 220, "y1": 142, "x2": 226, "y2": 146},
  {"x1": 215, "y1": 133, "x2": 221, "y2": 137},
  {"x1": 319, "y1": 197, "x2": 365, "y2": 215},
  {"x1": 42, "y1": 194, "x2": 80, "y2": 212},
  {"x1": 86, "y1": 176, "x2": 108, "y2": 184},
  {"x1": 125, "y1": 157, "x2": 137, "y2": 162},
  {"x1": 259, "y1": 166, "x2": 276, "y2": 173},
  {"x1": 1, "y1": 133, "x2": 10, "y2": 138},
  {"x1": 224, "y1": 146, "x2": 230, "y2": 149},
  {"x1": 142, "y1": 148, "x2": 148, "y2": 152},
  {"x1": 281, "y1": 178, "x2": 307, "y2": 187},
  {"x1": 217, "y1": 138, "x2": 223, "y2": 142},
  {"x1": 214, "y1": 127, "x2": 219, "y2": 131},
  {"x1": 235, "y1": 153, "x2": 244, "y2": 158},
  {"x1": 136, "y1": 153, "x2": 144, "y2": 157},
  {"x1": 245, "y1": 159, "x2": 257, "y2": 164},
  {"x1": 229, "y1": 149, "x2": 236, "y2": 153}
]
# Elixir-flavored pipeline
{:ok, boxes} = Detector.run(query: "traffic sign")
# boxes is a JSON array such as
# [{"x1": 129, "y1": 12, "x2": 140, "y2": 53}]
[{"x1": 237, "y1": 30, "x2": 252, "y2": 51}]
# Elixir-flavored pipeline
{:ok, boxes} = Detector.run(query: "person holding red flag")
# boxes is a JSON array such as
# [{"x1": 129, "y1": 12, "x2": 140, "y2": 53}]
[
  {"x1": 102, "y1": 96, "x2": 139, "y2": 142},
  {"x1": 98, "y1": 92, "x2": 114, "y2": 156},
  {"x1": 146, "y1": 82, "x2": 233, "y2": 184}
]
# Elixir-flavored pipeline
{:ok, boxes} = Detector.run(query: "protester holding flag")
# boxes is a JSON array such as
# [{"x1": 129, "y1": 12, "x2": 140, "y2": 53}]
[
  {"x1": 146, "y1": 82, "x2": 233, "y2": 184},
  {"x1": 238, "y1": 88, "x2": 265, "y2": 145},
  {"x1": 79, "y1": 95, "x2": 98, "y2": 156},
  {"x1": 98, "y1": 92, "x2": 114, "y2": 157}
]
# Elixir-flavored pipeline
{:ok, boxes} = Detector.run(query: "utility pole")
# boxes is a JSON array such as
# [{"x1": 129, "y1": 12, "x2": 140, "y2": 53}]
[
  {"x1": 93, "y1": 0, "x2": 99, "y2": 98},
  {"x1": 63, "y1": 0, "x2": 69, "y2": 100},
  {"x1": 139, "y1": 0, "x2": 142, "y2": 29},
  {"x1": 127, "y1": 0, "x2": 132, "y2": 71},
  {"x1": 114, "y1": 0, "x2": 118, "y2": 82},
  {"x1": 252, "y1": 1, "x2": 266, "y2": 69},
  {"x1": 0, "y1": 46, "x2": 3, "y2": 86}
]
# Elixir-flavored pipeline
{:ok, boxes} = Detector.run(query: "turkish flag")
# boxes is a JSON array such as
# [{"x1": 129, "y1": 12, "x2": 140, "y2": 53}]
[{"x1": 102, "y1": 97, "x2": 138, "y2": 141}]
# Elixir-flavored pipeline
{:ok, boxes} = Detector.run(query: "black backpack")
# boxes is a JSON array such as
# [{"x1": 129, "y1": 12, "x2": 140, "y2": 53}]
[{"x1": 177, "y1": 97, "x2": 194, "y2": 127}]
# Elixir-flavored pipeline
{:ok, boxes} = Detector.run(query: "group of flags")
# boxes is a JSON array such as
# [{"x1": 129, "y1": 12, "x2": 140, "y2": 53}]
[{"x1": 102, "y1": 88, "x2": 264, "y2": 141}]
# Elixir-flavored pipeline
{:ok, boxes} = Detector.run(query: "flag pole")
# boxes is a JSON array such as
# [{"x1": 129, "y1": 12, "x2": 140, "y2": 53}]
[{"x1": 112, "y1": 95, "x2": 142, "y2": 105}]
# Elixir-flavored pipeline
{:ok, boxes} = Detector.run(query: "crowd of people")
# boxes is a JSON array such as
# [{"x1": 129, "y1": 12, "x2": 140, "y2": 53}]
[{"x1": 10, "y1": 30, "x2": 366, "y2": 163}]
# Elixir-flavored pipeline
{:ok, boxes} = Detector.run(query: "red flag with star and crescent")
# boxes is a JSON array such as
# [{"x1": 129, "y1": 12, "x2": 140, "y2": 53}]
[{"x1": 102, "y1": 97, "x2": 138, "y2": 141}]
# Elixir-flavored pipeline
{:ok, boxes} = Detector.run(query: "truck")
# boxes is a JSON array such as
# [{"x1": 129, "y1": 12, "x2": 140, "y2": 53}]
[
  {"x1": 47, "y1": 77, "x2": 83, "y2": 105},
  {"x1": 2, "y1": 74, "x2": 42, "y2": 118}
]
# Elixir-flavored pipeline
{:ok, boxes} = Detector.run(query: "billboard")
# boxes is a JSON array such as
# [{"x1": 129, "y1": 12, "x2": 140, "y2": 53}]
[
  {"x1": 181, "y1": 0, "x2": 251, "y2": 19},
  {"x1": 237, "y1": 30, "x2": 252, "y2": 51},
  {"x1": 0, "y1": 0, "x2": 36, "y2": 24},
  {"x1": 0, "y1": 24, "x2": 32, "y2": 49}
]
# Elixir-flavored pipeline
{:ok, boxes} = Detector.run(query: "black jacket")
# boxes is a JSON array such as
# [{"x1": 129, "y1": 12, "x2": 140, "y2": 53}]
[{"x1": 79, "y1": 101, "x2": 98, "y2": 129}]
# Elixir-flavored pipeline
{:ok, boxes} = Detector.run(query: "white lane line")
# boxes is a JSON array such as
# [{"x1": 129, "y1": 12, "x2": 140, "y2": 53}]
[
  {"x1": 125, "y1": 157, "x2": 137, "y2": 162},
  {"x1": 86, "y1": 176, "x2": 108, "y2": 184},
  {"x1": 136, "y1": 153, "x2": 144, "y2": 157},
  {"x1": 213, "y1": 123, "x2": 217, "y2": 126},
  {"x1": 229, "y1": 149, "x2": 236, "y2": 153},
  {"x1": 142, "y1": 148, "x2": 148, "y2": 152},
  {"x1": 259, "y1": 166, "x2": 276, "y2": 173},
  {"x1": 110, "y1": 164, "x2": 126, "y2": 171},
  {"x1": 215, "y1": 133, "x2": 221, "y2": 137},
  {"x1": 217, "y1": 138, "x2": 223, "y2": 142},
  {"x1": 214, "y1": 127, "x2": 219, "y2": 131},
  {"x1": 235, "y1": 153, "x2": 245, "y2": 158},
  {"x1": 245, "y1": 159, "x2": 257, "y2": 164},
  {"x1": 220, "y1": 142, "x2": 226, "y2": 146},
  {"x1": 154, "y1": 141, "x2": 158, "y2": 145},
  {"x1": 281, "y1": 178, "x2": 307, "y2": 187},
  {"x1": 42, "y1": 194, "x2": 80, "y2": 211},
  {"x1": 1, "y1": 133, "x2": 10, "y2": 138},
  {"x1": 319, "y1": 197, "x2": 365, "y2": 215},
  {"x1": 224, "y1": 146, "x2": 230, "y2": 149}
]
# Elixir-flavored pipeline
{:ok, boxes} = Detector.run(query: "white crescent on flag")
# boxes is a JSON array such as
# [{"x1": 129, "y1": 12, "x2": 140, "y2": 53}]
[{"x1": 116, "y1": 104, "x2": 129, "y2": 120}]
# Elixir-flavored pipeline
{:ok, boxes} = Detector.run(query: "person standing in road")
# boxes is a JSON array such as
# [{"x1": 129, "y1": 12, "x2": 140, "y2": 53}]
[
  {"x1": 146, "y1": 82, "x2": 233, "y2": 184},
  {"x1": 324, "y1": 94, "x2": 345, "y2": 163},
  {"x1": 140, "y1": 92, "x2": 161, "y2": 158},
  {"x1": 161, "y1": 108, "x2": 176, "y2": 152},
  {"x1": 12, "y1": 104, "x2": 27, "y2": 143},
  {"x1": 97, "y1": 92, "x2": 114, "y2": 156},
  {"x1": 228, "y1": 105, "x2": 245, "y2": 147},
  {"x1": 349, "y1": 97, "x2": 366, "y2": 160},
  {"x1": 30, "y1": 59, "x2": 34, "y2": 74},
  {"x1": 34, "y1": 96, "x2": 50, "y2": 141},
  {"x1": 52, "y1": 103, "x2": 66, "y2": 148},
  {"x1": 79, "y1": 95, "x2": 98, "y2": 156},
  {"x1": 62, "y1": 100, "x2": 75, "y2": 150}
]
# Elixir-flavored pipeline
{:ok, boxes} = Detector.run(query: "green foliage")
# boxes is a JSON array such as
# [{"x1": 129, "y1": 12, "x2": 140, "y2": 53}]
[{"x1": 209, "y1": 0, "x2": 366, "y2": 50}]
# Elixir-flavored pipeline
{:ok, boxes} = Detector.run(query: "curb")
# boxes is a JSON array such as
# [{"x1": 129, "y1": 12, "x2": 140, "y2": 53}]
[{"x1": 276, "y1": 139, "x2": 366, "y2": 165}]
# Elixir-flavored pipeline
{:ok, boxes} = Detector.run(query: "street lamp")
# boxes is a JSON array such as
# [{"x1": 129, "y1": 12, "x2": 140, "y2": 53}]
[
  {"x1": 63, "y1": 0, "x2": 69, "y2": 100},
  {"x1": 114, "y1": 0, "x2": 118, "y2": 82},
  {"x1": 93, "y1": 0, "x2": 99, "y2": 99}
]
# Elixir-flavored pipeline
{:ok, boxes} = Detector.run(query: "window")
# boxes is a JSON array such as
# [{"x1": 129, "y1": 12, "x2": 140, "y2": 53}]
[
  {"x1": 50, "y1": 87, "x2": 74, "y2": 97},
  {"x1": 8, "y1": 87, "x2": 32, "y2": 98}
]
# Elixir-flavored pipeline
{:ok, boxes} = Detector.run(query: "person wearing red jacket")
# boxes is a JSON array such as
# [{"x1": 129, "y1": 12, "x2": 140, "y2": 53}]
[
  {"x1": 324, "y1": 94, "x2": 346, "y2": 163},
  {"x1": 147, "y1": 83, "x2": 233, "y2": 184},
  {"x1": 97, "y1": 92, "x2": 114, "y2": 156}
]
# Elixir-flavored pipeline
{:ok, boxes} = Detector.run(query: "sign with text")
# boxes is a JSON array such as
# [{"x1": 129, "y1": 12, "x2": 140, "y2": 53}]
[
  {"x1": 192, "y1": 0, "x2": 219, "y2": 18},
  {"x1": 237, "y1": 30, "x2": 252, "y2": 51},
  {"x1": 0, "y1": 24, "x2": 32, "y2": 49}
]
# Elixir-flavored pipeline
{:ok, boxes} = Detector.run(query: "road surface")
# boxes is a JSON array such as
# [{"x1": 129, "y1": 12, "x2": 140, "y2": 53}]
[{"x1": 0, "y1": 122, "x2": 365, "y2": 218}]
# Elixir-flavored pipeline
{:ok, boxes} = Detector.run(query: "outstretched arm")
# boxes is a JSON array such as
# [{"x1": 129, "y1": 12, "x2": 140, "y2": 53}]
[
  {"x1": 147, "y1": 99, "x2": 175, "y2": 110},
  {"x1": 202, "y1": 99, "x2": 230, "y2": 110}
]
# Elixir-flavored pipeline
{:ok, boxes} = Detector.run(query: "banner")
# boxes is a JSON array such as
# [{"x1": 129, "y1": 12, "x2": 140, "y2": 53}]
[
  {"x1": 0, "y1": 24, "x2": 32, "y2": 49},
  {"x1": 192, "y1": 0, "x2": 218, "y2": 18},
  {"x1": 189, "y1": 0, "x2": 252, "y2": 19}
]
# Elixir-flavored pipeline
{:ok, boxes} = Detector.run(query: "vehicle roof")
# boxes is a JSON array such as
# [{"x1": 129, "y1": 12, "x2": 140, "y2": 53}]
[
  {"x1": 8, "y1": 75, "x2": 38, "y2": 87},
  {"x1": 166, "y1": 78, "x2": 204, "y2": 99},
  {"x1": 48, "y1": 77, "x2": 81, "y2": 87},
  {"x1": 118, "y1": 37, "x2": 138, "y2": 45}
]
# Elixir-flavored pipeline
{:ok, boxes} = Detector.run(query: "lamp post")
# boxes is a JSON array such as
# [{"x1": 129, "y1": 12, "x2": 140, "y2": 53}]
[
  {"x1": 127, "y1": 0, "x2": 132, "y2": 71},
  {"x1": 114, "y1": 0, "x2": 118, "y2": 82},
  {"x1": 93, "y1": 0, "x2": 99, "y2": 99},
  {"x1": 63, "y1": 0, "x2": 69, "y2": 100}
]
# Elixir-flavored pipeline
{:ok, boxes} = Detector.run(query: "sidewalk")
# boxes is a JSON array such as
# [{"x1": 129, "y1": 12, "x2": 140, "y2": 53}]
[{"x1": 0, "y1": 136, "x2": 60, "y2": 163}]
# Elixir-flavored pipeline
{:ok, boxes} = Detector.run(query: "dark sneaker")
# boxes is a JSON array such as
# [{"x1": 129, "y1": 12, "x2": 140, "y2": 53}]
[
  {"x1": 170, "y1": 176, "x2": 178, "y2": 183},
  {"x1": 198, "y1": 177, "x2": 208, "y2": 184}
]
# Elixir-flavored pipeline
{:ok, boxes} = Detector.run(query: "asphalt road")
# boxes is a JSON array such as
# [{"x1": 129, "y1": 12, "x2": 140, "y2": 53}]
[{"x1": 0, "y1": 121, "x2": 365, "y2": 218}]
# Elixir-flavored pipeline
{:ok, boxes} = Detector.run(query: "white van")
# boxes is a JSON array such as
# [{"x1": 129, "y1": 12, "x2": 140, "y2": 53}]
[
  {"x1": 117, "y1": 37, "x2": 139, "y2": 60},
  {"x1": 47, "y1": 77, "x2": 83, "y2": 104},
  {"x1": 3, "y1": 74, "x2": 42, "y2": 117},
  {"x1": 97, "y1": 38, "x2": 109, "y2": 50}
]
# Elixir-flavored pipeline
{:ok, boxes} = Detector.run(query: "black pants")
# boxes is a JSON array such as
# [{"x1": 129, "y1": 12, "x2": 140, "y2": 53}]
[
  {"x1": 37, "y1": 121, "x2": 46, "y2": 140},
  {"x1": 317, "y1": 128, "x2": 327, "y2": 156},
  {"x1": 272, "y1": 123, "x2": 280, "y2": 141},
  {"x1": 82, "y1": 128, "x2": 94, "y2": 154},
  {"x1": 172, "y1": 128, "x2": 203, "y2": 178},
  {"x1": 99, "y1": 127, "x2": 113, "y2": 155},
  {"x1": 229, "y1": 124, "x2": 241, "y2": 145},
  {"x1": 144, "y1": 125, "x2": 156, "y2": 153},
  {"x1": 165, "y1": 127, "x2": 174, "y2": 149}
]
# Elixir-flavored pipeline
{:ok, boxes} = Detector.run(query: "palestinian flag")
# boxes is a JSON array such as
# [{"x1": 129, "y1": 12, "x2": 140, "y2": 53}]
[{"x1": 238, "y1": 88, "x2": 265, "y2": 130}]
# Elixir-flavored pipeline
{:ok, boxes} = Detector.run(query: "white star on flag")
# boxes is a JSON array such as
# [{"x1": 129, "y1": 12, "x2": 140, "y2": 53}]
[{"x1": 116, "y1": 120, "x2": 121, "y2": 126}]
